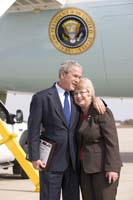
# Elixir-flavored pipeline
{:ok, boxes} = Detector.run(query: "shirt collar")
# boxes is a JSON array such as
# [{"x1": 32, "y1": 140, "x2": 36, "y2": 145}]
[{"x1": 55, "y1": 82, "x2": 65, "y2": 95}]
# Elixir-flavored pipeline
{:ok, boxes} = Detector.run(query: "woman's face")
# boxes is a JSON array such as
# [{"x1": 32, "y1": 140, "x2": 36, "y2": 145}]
[{"x1": 74, "y1": 87, "x2": 92, "y2": 109}]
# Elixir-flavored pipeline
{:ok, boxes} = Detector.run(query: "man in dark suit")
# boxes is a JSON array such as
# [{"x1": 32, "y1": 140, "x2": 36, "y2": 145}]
[{"x1": 28, "y1": 60, "x2": 105, "y2": 200}]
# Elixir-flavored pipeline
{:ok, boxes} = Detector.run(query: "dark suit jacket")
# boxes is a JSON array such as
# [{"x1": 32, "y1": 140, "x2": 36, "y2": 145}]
[
  {"x1": 28, "y1": 84, "x2": 80, "y2": 172},
  {"x1": 77, "y1": 104, "x2": 122, "y2": 174}
]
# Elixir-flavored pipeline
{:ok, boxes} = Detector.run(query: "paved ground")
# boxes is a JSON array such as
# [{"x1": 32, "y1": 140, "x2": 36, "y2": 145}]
[{"x1": 0, "y1": 127, "x2": 133, "y2": 200}]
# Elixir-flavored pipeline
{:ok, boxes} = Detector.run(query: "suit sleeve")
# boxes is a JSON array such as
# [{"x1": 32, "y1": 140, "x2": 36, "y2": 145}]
[
  {"x1": 28, "y1": 94, "x2": 43, "y2": 161},
  {"x1": 99, "y1": 108, "x2": 122, "y2": 172}
]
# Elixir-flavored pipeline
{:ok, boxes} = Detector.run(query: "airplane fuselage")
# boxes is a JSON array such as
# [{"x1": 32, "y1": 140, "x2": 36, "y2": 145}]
[{"x1": 0, "y1": 0, "x2": 133, "y2": 97}]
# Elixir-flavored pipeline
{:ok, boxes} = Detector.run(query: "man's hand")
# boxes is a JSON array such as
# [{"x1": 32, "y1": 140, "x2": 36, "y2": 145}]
[
  {"x1": 106, "y1": 172, "x2": 119, "y2": 184},
  {"x1": 93, "y1": 97, "x2": 106, "y2": 114},
  {"x1": 32, "y1": 160, "x2": 45, "y2": 171}
]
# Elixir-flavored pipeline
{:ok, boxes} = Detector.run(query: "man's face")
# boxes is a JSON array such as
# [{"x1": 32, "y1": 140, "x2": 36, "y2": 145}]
[{"x1": 61, "y1": 66, "x2": 82, "y2": 91}]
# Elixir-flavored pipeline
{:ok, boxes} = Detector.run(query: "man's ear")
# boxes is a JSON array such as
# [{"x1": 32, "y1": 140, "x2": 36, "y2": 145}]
[{"x1": 60, "y1": 71, "x2": 66, "y2": 79}]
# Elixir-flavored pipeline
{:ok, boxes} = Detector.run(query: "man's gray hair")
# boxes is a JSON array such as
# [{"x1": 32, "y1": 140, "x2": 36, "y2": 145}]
[{"x1": 59, "y1": 60, "x2": 82, "y2": 78}]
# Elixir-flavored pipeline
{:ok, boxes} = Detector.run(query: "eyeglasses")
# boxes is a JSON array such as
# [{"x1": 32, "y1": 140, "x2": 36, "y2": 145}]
[{"x1": 73, "y1": 90, "x2": 89, "y2": 96}]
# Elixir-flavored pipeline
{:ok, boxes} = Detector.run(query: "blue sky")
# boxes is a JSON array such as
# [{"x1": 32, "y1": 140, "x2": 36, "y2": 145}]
[{"x1": 5, "y1": 91, "x2": 133, "y2": 121}]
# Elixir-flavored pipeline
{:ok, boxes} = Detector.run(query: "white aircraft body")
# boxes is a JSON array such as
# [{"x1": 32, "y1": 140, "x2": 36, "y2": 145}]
[{"x1": 0, "y1": 0, "x2": 133, "y2": 97}]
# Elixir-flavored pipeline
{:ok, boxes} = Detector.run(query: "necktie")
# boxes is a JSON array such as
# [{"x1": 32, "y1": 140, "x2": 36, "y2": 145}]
[{"x1": 63, "y1": 91, "x2": 71, "y2": 127}]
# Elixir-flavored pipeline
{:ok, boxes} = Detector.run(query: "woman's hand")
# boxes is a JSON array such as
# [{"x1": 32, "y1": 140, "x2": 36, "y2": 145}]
[{"x1": 106, "y1": 171, "x2": 119, "y2": 184}]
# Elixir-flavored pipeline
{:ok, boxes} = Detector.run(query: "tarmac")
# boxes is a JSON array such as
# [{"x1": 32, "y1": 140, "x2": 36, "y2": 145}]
[{"x1": 0, "y1": 127, "x2": 133, "y2": 200}]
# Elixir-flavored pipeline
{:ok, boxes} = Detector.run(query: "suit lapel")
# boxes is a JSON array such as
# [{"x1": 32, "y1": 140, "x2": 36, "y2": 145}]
[
  {"x1": 48, "y1": 85, "x2": 79, "y2": 128},
  {"x1": 48, "y1": 86, "x2": 68, "y2": 127}
]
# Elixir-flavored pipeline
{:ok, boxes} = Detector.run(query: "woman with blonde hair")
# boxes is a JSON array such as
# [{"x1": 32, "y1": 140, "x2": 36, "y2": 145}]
[{"x1": 74, "y1": 77, "x2": 122, "y2": 200}]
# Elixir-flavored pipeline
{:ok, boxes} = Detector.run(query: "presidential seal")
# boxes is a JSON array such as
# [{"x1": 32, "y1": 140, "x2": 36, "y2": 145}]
[{"x1": 49, "y1": 8, "x2": 96, "y2": 55}]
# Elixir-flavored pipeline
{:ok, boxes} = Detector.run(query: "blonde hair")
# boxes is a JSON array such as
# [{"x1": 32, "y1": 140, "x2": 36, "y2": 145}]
[{"x1": 75, "y1": 77, "x2": 95, "y2": 98}]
